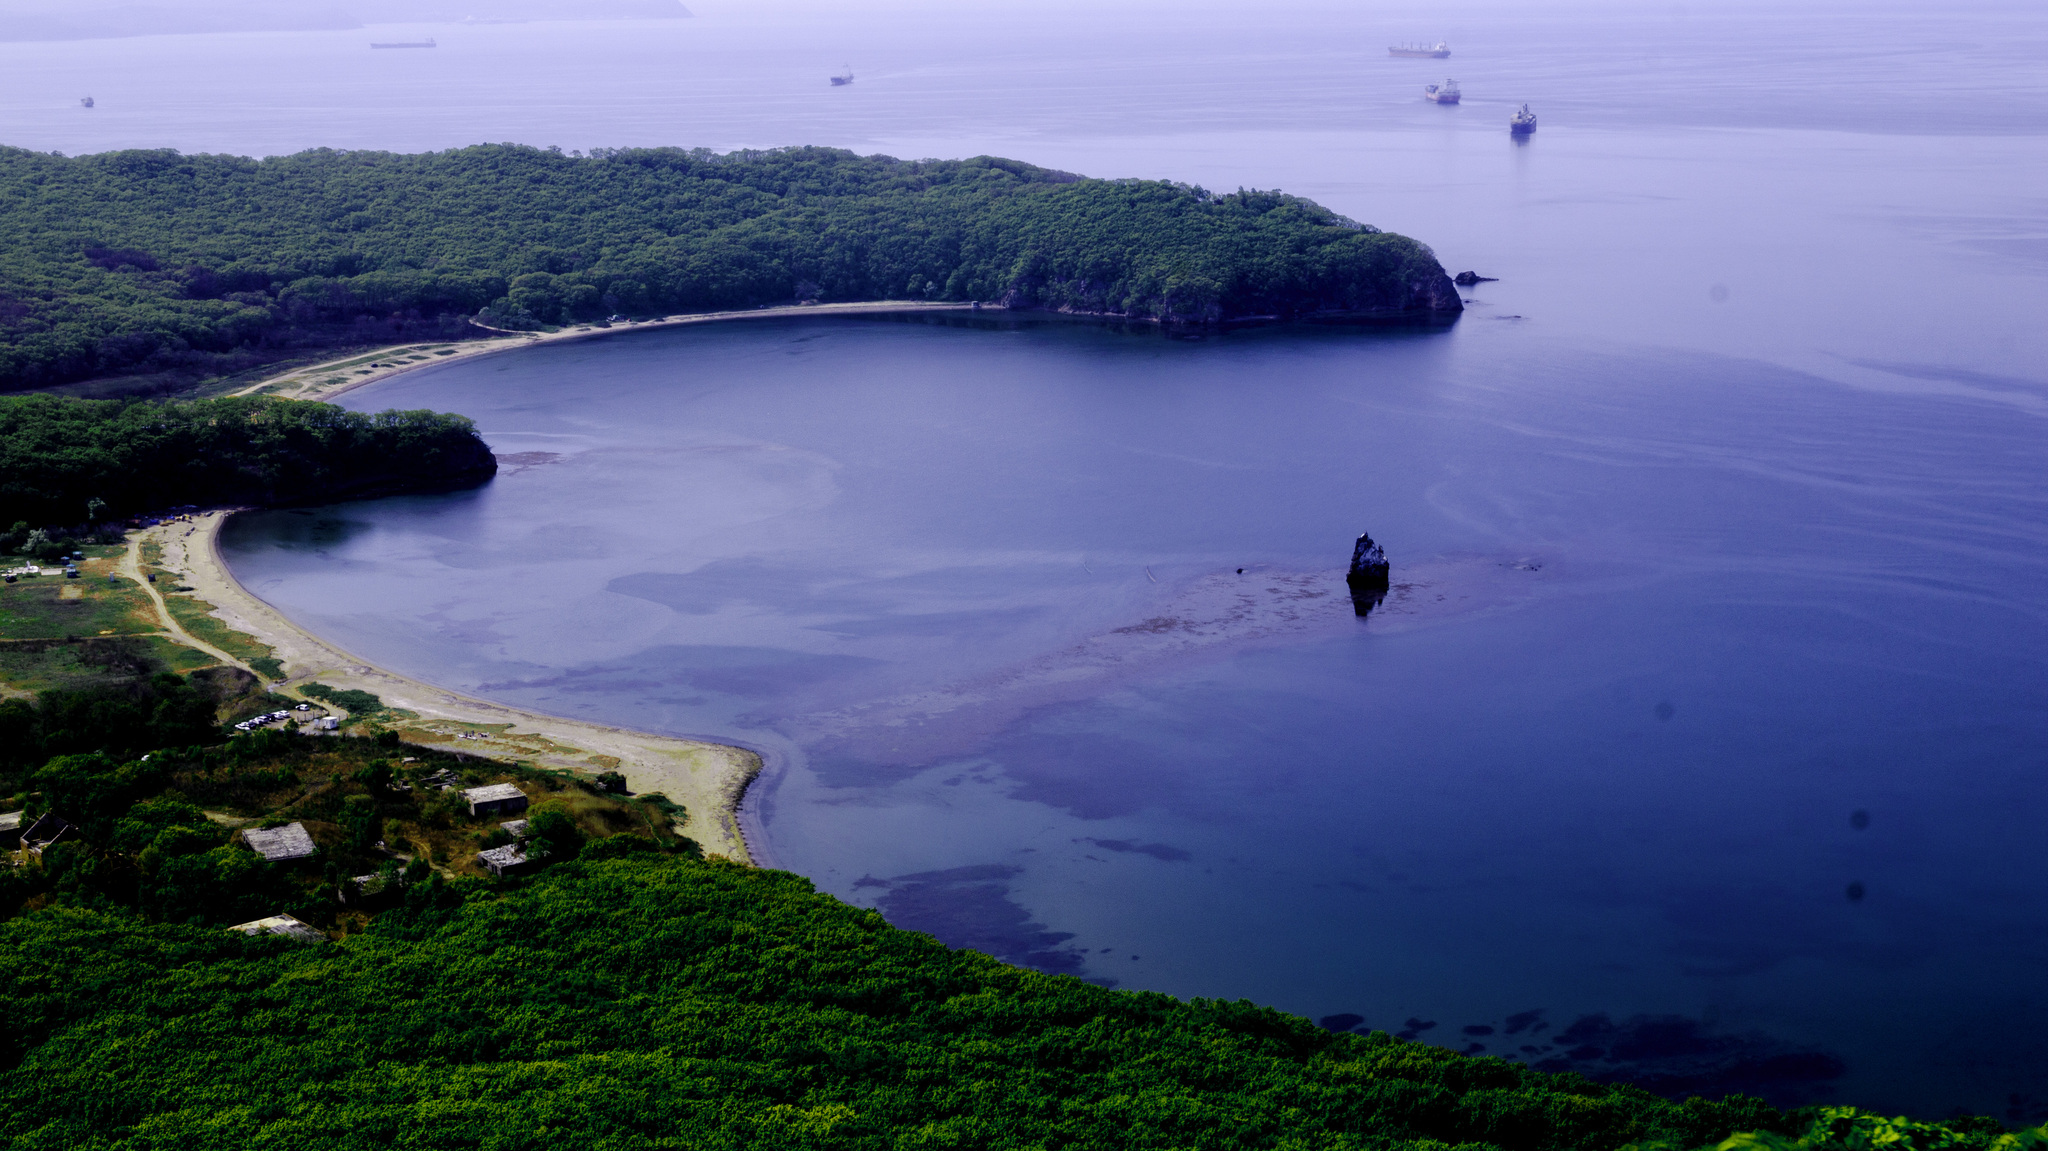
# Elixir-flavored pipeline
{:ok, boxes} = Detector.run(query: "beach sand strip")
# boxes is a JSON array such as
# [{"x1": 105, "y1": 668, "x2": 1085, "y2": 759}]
[
  {"x1": 145, "y1": 512, "x2": 760, "y2": 863},
  {"x1": 233, "y1": 301, "x2": 976, "y2": 404}
]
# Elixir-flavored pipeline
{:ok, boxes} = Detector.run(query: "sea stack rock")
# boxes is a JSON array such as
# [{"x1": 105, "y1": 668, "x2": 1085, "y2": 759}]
[
  {"x1": 1347, "y1": 532, "x2": 1390, "y2": 593},
  {"x1": 1347, "y1": 533, "x2": 1390, "y2": 617}
]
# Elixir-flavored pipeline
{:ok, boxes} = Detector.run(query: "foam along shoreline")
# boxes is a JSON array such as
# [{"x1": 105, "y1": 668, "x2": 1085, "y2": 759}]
[
  {"x1": 148, "y1": 511, "x2": 761, "y2": 863},
  {"x1": 233, "y1": 301, "x2": 980, "y2": 404}
]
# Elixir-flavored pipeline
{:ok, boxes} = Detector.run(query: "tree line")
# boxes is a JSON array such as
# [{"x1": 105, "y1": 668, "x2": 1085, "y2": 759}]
[{"x1": 0, "y1": 144, "x2": 1463, "y2": 389}]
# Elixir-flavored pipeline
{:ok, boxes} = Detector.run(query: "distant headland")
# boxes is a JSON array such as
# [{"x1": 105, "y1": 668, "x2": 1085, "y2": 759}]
[{"x1": 0, "y1": 144, "x2": 1462, "y2": 394}]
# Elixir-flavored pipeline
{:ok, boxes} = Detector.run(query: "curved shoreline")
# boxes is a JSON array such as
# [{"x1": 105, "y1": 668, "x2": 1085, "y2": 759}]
[
  {"x1": 213, "y1": 300, "x2": 995, "y2": 863},
  {"x1": 233, "y1": 301, "x2": 980, "y2": 404},
  {"x1": 151, "y1": 510, "x2": 762, "y2": 863}
]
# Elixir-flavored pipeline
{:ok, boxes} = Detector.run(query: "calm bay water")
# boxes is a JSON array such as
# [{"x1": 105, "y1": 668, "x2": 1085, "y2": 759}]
[{"x1": 17, "y1": 0, "x2": 2045, "y2": 1120}]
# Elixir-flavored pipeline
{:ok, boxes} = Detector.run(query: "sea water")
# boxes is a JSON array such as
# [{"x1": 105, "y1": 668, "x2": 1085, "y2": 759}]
[{"x1": 13, "y1": 0, "x2": 2045, "y2": 1119}]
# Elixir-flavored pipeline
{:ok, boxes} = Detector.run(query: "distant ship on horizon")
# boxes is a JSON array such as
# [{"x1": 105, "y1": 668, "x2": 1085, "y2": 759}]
[
  {"x1": 1389, "y1": 41, "x2": 1450, "y2": 58},
  {"x1": 1424, "y1": 79, "x2": 1461, "y2": 104},
  {"x1": 370, "y1": 37, "x2": 437, "y2": 49},
  {"x1": 1511, "y1": 104, "x2": 1538, "y2": 134},
  {"x1": 830, "y1": 66, "x2": 854, "y2": 86},
  {"x1": 80, "y1": 95, "x2": 94, "y2": 108}
]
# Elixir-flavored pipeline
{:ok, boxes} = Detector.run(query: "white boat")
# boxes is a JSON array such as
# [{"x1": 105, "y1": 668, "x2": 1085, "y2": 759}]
[
  {"x1": 1423, "y1": 79, "x2": 1461, "y2": 104},
  {"x1": 1388, "y1": 42, "x2": 1450, "y2": 58}
]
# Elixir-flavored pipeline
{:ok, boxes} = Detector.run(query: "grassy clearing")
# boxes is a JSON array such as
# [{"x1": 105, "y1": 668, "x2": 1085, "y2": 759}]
[
  {"x1": 0, "y1": 552, "x2": 161, "y2": 643},
  {"x1": 0, "y1": 537, "x2": 283, "y2": 691},
  {"x1": 162, "y1": 591, "x2": 276, "y2": 665},
  {"x1": 392, "y1": 718, "x2": 585, "y2": 759},
  {"x1": 0, "y1": 541, "x2": 235, "y2": 691},
  {"x1": 0, "y1": 635, "x2": 214, "y2": 692}
]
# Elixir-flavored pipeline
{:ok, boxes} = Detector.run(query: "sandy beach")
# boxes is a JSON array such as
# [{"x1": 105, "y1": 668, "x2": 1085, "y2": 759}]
[
  {"x1": 144, "y1": 511, "x2": 762, "y2": 863},
  {"x1": 232, "y1": 300, "x2": 977, "y2": 404}
]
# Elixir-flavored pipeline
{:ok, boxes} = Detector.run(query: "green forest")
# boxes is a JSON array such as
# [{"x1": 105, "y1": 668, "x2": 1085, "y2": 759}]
[
  {"x1": 0, "y1": 848, "x2": 2040, "y2": 1150},
  {"x1": 0, "y1": 144, "x2": 1463, "y2": 389},
  {"x1": 0, "y1": 393, "x2": 495, "y2": 530},
  {"x1": 0, "y1": 665, "x2": 2040, "y2": 1149}
]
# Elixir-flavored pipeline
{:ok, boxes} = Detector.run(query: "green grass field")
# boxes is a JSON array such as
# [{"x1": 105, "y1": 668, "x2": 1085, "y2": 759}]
[
  {"x1": 0, "y1": 541, "x2": 272, "y2": 691},
  {"x1": 0, "y1": 547, "x2": 159, "y2": 640},
  {"x1": 0, "y1": 633, "x2": 213, "y2": 693}
]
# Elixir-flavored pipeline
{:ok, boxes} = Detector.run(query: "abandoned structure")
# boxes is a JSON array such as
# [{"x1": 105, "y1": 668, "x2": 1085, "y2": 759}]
[
  {"x1": 243, "y1": 822, "x2": 318, "y2": 863},
  {"x1": 463, "y1": 783, "x2": 529, "y2": 818}
]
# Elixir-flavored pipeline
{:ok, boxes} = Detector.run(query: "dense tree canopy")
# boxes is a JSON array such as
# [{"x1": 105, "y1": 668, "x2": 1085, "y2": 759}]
[
  {"x1": 0, "y1": 690, "x2": 2035, "y2": 1149},
  {"x1": 0, "y1": 853, "x2": 2034, "y2": 1150},
  {"x1": 0, "y1": 144, "x2": 1462, "y2": 388},
  {"x1": 0, "y1": 393, "x2": 495, "y2": 526},
  {"x1": 0, "y1": 671, "x2": 220, "y2": 772},
  {"x1": 0, "y1": 851, "x2": 1916, "y2": 1146}
]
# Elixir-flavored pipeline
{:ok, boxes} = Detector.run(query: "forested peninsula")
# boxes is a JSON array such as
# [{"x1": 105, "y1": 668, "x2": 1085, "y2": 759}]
[
  {"x1": 0, "y1": 394, "x2": 495, "y2": 533},
  {"x1": 0, "y1": 144, "x2": 1462, "y2": 390}
]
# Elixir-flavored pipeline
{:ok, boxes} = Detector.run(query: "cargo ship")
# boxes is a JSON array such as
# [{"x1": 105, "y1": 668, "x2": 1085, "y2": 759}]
[
  {"x1": 1511, "y1": 104, "x2": 1537, "y2": 134},
  {"x1": 370, "y1": 37, "x2": 436, "y2": 49},
  {"x1": 1423, "y1": 80, "x2": 1461, "y2": 104},
  {"x1": 830, "y1": 67, "x2": 854, "y2": 86},
  {"x1": 1389, "y1": 42, "x2": 1450, "y2": 58}
]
